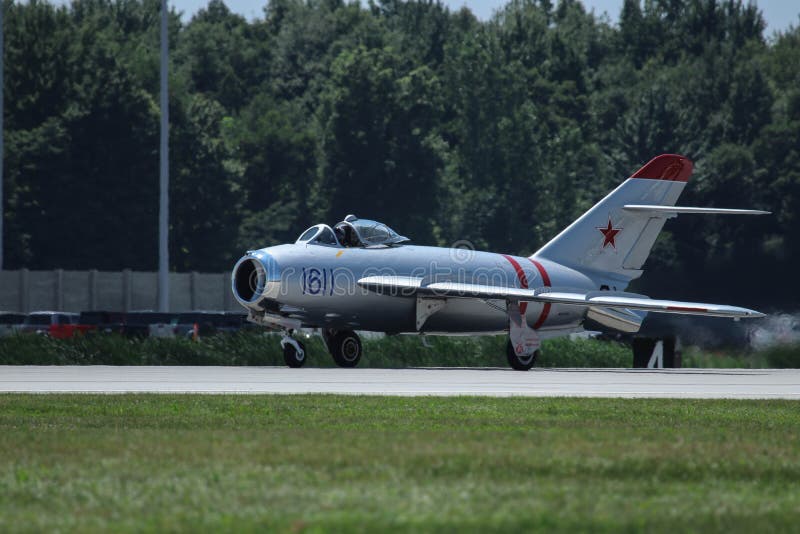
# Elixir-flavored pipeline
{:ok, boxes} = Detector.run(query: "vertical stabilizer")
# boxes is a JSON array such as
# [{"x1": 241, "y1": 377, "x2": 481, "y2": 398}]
[{"x1": 533, "y1": 154, "x2": 693, "y2": 286}]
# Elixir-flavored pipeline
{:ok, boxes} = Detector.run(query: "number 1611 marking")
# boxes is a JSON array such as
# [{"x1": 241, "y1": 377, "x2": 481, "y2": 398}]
[{"x1": 302, "y1": 267, "x2": 334, "y2": 295}]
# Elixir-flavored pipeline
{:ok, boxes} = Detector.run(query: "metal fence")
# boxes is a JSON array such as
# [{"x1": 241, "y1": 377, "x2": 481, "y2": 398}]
[{"x1": 0, "y1": 269, "x2": 237, "y2": 313}]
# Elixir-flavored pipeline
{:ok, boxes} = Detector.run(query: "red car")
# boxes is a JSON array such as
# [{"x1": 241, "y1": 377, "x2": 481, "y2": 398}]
[{"x1": 21, "y1": 312, "x2": 95, "y2": 339}]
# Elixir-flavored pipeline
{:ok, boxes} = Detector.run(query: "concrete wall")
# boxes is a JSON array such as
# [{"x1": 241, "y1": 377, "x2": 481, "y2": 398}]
[{"x1": 0, "y1": 270, "x2": 238, "y2": 313}]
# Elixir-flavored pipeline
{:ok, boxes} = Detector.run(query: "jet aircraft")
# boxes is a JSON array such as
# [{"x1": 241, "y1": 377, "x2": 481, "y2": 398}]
[{"x1": 231, "y1": 154, "x2": 767, "y2": 370}]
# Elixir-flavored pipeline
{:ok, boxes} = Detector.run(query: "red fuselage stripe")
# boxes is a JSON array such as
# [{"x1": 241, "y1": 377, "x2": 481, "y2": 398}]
[
  {"x1": 501, "y1": 254, "x2": 529, "y2": 314},
  {"x1": 529, "y1": 258, "x2": 551, "y2": 286},
  {"x1": 528, "y1": 258, "x2": 552, "y2": 329}
]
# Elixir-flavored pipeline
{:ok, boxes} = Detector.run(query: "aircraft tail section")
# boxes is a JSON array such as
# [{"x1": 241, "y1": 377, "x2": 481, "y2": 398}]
[{"x1": 533, "y1": 154, "x2": 693, "y2": 287}]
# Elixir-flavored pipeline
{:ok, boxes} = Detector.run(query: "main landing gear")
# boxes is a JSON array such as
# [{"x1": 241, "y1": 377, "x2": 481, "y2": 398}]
[
  {"x1": 506, "y1": 340, "x2": 540, "y2": 371},
  {"x1": 323, "y1": 329, "x2": 363, "y2": 368},
  {"x1": 279, "y1": 329, "x2": 363, "y2": 368},
  {"x1": 506, "y1": 301, "x2": 541, "y2": 371}
]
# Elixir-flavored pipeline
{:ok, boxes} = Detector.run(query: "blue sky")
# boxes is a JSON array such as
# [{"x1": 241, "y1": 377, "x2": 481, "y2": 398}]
[{"x1": 169, "y1": 0, "x2": 799, "y2": 35}]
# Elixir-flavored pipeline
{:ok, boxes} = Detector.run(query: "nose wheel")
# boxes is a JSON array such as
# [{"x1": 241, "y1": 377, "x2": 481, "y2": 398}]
[
  {"x1": 325, "y1": 330, "x2": 363, "y2": 368},
  {"x1": 280, "y1": 334, "x2": 307, "y2": 368}
]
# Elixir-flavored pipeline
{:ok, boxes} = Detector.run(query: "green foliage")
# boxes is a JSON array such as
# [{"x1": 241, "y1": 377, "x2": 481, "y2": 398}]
[
  {"x1": 0, "y1": 331, "x2": 503, "y2": 366},
  {"x1": 2, "y1": 0, "x2": 798, "y2": 308},
  {"x1": 169, "y1": 93, "x2": 241, "y2": 270},
  {"x1": 362, "y1": 333, "x2": 508, "y2": 367},
  {"x1": 0, "y1": 331, "x2": 780, "y2": 368},
  {"x1": 762, "y1": 343, "x2": 800, "y2": 368},
  {"x1": 680, "y1": 345, "x2": 769, "y2": 368},
  {"x1": 538, "y1": 336, "x2": 631, "y2": 367}
]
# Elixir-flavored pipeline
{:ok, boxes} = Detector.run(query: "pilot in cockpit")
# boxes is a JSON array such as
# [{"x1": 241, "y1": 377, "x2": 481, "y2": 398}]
[
  {"x1": 334, "y1": 226, "x2": 346, "y2": 246},
  {"x1": 335, "y1": 225, "x2": 356, "y2": 247},
  {"x1": 299, "y1": 215, "x2": 409, "y2": 248}
]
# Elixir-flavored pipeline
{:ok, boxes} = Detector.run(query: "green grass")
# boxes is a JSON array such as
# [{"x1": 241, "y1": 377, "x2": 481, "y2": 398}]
[{"x1": 1, "y1": 395, "x2": 799, "y2": 532}]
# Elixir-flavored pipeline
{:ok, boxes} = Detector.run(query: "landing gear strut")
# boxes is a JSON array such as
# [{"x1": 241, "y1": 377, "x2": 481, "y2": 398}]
[
  {"x1": 280, "y1": 333, "x2": 306, "y2": 368},
  {"x1": 324, "y1": 329, "x2": 363, "y2": 368},
  {"x1": 506, "y1": 301, "x2": 540, "y2": 371}
]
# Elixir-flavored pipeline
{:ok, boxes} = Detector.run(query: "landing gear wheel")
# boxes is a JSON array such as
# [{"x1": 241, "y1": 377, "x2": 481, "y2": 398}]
[
  {"x1": 329, "y1": 331, "x2": 362, "y2": 368},
  {"x1": 506, "y1": 339, "x2": 538, "y2": 371},
  {"x1": 283, "y1": 339, "x2": 306, "y2": 368}
]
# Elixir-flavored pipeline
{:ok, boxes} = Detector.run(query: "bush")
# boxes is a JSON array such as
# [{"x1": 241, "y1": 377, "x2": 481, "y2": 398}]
[
  {"x1": 539, "y1": 337, "x2": 631, "y2": 367},
  {"x1": 362, "y1": 335, "x2": 507, "y2": 368},
  {"x1": 0, "y1": 331, "x2": 637, "y2": 368},
  {"x1": 762, "y1": 344, "x2": 800, "y2": 368},
  {"x1": 679, "y1": 346, "x2": 767, "y2": 368},
  {"x1": 7, "y1": 331, "x2": 787, "y2": 368}
]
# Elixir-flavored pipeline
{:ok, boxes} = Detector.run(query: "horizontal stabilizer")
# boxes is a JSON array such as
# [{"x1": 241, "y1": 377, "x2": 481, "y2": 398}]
[
  {"x1": 586, "y1": 306, "x2": 644, "y2": 333},
  {"x1": 536, "y1": 292, "x2": 765, "y2": 319},
  {"x1": 623, "y1": 205, "x2": 770, "y2": 215},
  {"x1": 357, "y1": 276, "x2": 765, "y2": 319}
]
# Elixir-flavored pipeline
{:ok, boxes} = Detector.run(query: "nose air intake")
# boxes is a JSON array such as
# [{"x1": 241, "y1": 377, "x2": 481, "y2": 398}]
[
  {"x1": 231, "y1": 253, "x2": 279, "y2": 308},
  {"x1": 233, "y1": 257, "x2": 265, "y2": 302}
]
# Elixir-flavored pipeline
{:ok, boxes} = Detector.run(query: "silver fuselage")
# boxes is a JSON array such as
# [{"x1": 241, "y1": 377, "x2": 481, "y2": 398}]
[{"x1": 233, "y1": 243, "x2": 599, "y2": 336}]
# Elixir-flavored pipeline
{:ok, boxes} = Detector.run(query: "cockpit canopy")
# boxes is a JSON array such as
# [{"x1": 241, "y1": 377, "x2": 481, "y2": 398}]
[{"x1": 295, "y1": 215, "x2": 409, "y2": 248}]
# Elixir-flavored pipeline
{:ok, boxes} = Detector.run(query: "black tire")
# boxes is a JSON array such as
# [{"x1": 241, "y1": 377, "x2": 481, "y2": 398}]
[
  {"x1": 283, "y1": 339, "x2": 306, "y2": 368},
  {"x1": 330, "y1": 331, "x2": 362, "y2": 368},
  {"x1": 506, "y1": 339, "x2": 538, "y2": 371}
]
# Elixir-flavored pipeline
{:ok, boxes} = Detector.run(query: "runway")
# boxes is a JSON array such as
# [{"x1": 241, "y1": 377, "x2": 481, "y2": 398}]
[{"x1": 0, "y1": 366, "x2": 799, "y2": 398}]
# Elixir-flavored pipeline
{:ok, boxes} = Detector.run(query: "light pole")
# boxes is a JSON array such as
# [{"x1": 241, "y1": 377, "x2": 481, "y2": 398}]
[{"x1": 158, "y1": 0, "x2": 169, "y2": 311}]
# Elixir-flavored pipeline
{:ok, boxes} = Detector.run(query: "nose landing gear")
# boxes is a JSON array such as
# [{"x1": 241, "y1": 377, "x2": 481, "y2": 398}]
[
  {"x1": 280, "y1": 334, "x2": 307, "y2": 368},
  {"x1": 278, "y1": 328, "x2": 363, "y2": 368}
]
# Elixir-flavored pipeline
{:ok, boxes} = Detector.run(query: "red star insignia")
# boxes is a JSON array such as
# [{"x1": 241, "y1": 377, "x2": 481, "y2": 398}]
[{"x1": 597, "y1": 217, "x2": 621, "y2": 249}]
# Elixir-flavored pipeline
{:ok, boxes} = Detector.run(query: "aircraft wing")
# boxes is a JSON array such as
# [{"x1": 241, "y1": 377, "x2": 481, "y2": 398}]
[
  {"x1": 357, "y1": 276, "x2": 764, "y2": 318},
  {"x1": 357, "y1": 276, "x2": 535, "y2": 300}
]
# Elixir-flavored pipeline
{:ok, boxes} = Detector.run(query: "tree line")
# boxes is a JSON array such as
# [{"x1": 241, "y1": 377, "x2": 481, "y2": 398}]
[{"x1": 3, "y1": 0, "x2": 799, "y2": 308}]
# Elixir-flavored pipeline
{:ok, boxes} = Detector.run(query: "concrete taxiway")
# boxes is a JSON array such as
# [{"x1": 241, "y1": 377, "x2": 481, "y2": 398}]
[{"x1": 0, "y1": 366, "x2": 798, "y2": 398}]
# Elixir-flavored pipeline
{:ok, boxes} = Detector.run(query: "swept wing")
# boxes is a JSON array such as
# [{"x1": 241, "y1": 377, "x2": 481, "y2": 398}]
[{"x1": 357, "y1": 276, "x2": 764, "y2": 319}]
